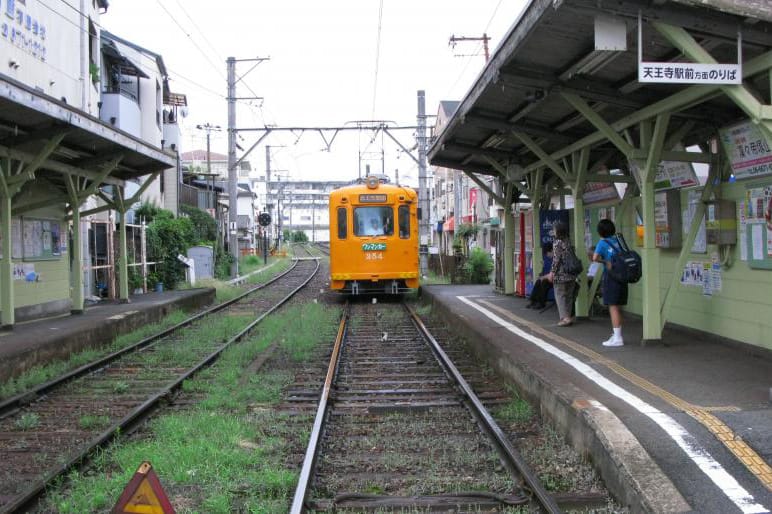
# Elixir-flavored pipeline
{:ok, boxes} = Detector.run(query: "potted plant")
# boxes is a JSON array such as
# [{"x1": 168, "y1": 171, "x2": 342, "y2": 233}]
[{"x1": 89, "y1": 62, "x2": 100, "y2": 84}]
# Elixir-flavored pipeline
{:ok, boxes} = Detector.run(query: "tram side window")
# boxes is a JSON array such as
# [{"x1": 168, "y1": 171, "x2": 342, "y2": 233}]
[
  {"x1": 398, "y1": 205, "x2": 410, "y2": 239},
  {"x1": 337, "y1": 207, "x2": 347, "y2": 239}
]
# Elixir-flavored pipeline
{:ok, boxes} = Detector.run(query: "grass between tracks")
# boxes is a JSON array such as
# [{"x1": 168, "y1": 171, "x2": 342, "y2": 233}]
[
  {"x1": 0, "y1": 257, "x2": 293, "y2": 401},
  {"x1": 45, "y1": 301, "x2": 341, "y2": 514}
]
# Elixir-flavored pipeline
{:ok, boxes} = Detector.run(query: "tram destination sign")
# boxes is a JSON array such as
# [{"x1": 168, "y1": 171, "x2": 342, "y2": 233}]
[
  {"x1": 638, "y1": 62, "x2": 741, "y2": 84},
  {"x1": 359, "y1": 194, "x2": 387, "y2": 203}
]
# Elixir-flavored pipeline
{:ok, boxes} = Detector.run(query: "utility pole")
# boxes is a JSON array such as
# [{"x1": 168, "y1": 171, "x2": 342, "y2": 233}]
[
  {"x1": 226, "y1": 56, "x2": 268, "y2": 278},
  {"x1": 449, "y1": 33, "x2": 491, "y2": 62},
  {"x1": 227, "y1": 57, "x2": 239, "y2": 277},
  {"x1": 196, "y1": 123, "x2": 221, "y2": 210},
  {"x1": 417, "y1": 90, "x2": 429, "y2": 276}
]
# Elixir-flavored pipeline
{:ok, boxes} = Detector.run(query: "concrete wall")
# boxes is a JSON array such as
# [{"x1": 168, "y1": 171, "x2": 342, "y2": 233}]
[{"x1": 1, "y1": 0, "x2": 102, "y2": 114}]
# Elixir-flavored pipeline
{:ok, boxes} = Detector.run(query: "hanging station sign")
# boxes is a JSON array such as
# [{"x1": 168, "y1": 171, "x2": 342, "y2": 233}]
[{"x1": 637, "y1": 13, "x2": 742, "y2": 85}]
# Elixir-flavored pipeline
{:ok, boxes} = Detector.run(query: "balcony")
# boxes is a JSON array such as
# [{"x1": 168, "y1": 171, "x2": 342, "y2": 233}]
[{"x1": 100, "y1": 86, "x2": 141, "y2": 138}]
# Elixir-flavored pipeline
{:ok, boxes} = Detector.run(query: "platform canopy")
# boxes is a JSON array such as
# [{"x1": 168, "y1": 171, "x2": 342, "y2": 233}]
[
  {"x1": 428, "y1": 0, "x2": 772, "y2": 342},
  {"x1": 0, "y1": 74, "x2": 175, "y2": 200},
  {"x1": 429, "y1": 0, "x2": 772, "y2": 182}
]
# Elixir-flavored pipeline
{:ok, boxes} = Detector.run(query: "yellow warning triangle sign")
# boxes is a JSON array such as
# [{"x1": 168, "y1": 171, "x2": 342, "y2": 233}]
[{"x1": 112, "y1": 461, "x2": 175, "y2": 514}]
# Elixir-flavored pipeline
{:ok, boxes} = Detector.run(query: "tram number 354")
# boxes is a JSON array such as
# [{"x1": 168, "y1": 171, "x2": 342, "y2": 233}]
[{"x1": 364, "y1": 252, "x2": 384, "y2": 261}]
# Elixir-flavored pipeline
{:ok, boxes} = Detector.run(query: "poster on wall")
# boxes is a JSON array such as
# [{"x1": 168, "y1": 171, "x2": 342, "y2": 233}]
[
  {"x1": 737, "y1": 201, "x2": 748, "y2": 261},
  {"x1": 11, "y1": 219, "x2": 21, "y2": 259},
  {"x1": 583, "y1": 209, "x2": 593, "y2": 250},
  {"x1": 538, "y1": 209, "x2": 570, "y2": 248},
  {"x1": 629, "y1": 159, "x2": 699, "y2": 191},
  {"x1": 719, "y1": 120, "x2": 772, "y2": 180},
  {"x1": 583, "y1": 181, "x2": 620, "y2": 204}
]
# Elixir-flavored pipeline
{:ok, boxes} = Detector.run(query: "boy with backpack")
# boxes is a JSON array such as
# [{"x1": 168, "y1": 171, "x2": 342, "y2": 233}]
[{"x1": 593, "y1": 219, "x2": 627, "y2": 347}]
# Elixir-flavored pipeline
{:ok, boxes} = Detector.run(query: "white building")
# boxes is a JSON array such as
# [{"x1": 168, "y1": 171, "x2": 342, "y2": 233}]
[
  {"x1": 262, "y1": 179, "x2": 350, "y2": 243},
  {"x1": 99, "y1": 30, "x2": 186, "y2": 217},
  {"x1": 0, "y1": 0, "x2": 175, "y2": 326},
  {"x1": 2, "y1": 0, "x2": 105, "y2": 116}
]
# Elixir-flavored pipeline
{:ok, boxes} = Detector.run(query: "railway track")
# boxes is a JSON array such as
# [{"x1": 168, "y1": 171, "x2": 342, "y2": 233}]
[
  {"x1": 0, "y1": 258, "x2": 319, "y2": 513},
  {"x1": 291, "y1": 300, "x2": 566, "y2": 513}
]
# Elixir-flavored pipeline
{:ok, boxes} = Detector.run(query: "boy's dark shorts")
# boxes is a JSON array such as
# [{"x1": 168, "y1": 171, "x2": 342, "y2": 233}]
[{"x1": 602, "y1": 273, "x2": 628, "y2": 306}]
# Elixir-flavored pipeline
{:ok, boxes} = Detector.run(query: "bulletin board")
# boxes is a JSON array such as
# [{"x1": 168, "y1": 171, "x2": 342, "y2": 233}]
[
  {"x1": 0, "y1": 217, "x2": 63, "y2": 261},
  {"x1": 743, "y1": 185, "x2": 772, "y2": 270}
]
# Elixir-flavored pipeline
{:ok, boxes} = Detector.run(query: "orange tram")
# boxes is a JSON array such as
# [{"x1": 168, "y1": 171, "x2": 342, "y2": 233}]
[{"x1": 328, "y1": 176, "x2": 419, "y2": 294}]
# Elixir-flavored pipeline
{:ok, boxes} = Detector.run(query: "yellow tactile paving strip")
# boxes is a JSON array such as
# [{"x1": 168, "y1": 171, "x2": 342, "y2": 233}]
[{"x1": 476, "y1": 299, "x2": 772, "y2": 492}]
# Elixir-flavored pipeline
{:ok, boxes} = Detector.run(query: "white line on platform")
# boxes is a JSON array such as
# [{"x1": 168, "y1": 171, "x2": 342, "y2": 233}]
[{"x1": 457, "y1": 295, "x2": 769, "y2": 514}]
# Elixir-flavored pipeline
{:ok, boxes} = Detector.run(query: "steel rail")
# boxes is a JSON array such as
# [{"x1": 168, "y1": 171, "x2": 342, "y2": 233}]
[
  {"x1": 0, "y1": 259, "x2": 301, "y2": 419},
  {"x1": 406, "y1": 303, "x2": 562, "y2": 514},
  {"x1": 289, "y1": 302, "x2": 349, "y2": 514},
  {"x1": 4, "y1": 259, "x2": 320, "y2": 514}
]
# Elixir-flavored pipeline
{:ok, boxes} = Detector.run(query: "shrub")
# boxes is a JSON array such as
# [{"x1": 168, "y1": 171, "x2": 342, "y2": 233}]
[
  {"x1": 179, "y1": 204, "x2": 217, "y2": 242},
  {"x1": 146, "y1": 214, "x2": 196, "y2": 289},
  {"x1": 464, "y1": 247, "x2": 493, "y2": 284}
]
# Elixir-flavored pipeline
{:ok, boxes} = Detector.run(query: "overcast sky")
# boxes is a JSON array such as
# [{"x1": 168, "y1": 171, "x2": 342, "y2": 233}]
[{"x1": 102, "y1": 1, "x2": 528, "y2": 185}]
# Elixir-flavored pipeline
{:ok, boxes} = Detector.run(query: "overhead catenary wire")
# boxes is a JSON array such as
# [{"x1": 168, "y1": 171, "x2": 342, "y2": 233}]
[
  {"x1": 371, "y1": 0, "x2": 384, "y2": 119},
  {"x1": 154, "y1": 0, "x2": 226, "y2": 82}
]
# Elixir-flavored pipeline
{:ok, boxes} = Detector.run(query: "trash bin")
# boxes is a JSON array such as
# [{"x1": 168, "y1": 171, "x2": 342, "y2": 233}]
[{"x1": 155, "y1": 282, "x2": 164, "y2": 293}]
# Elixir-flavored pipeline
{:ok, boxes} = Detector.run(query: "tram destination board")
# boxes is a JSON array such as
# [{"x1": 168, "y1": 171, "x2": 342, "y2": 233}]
[{"x1": 359, "y1": 194, "x2": 387, "y2": 203}]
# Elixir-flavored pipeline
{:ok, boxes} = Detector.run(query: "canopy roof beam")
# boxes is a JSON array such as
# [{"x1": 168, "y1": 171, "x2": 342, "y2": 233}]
[
  {"x1": 522, "y1": 49, "x2": 772, "y2": 174},
  {"x1": 653, "y1": 21, "x2": 772, "y2": 140}
]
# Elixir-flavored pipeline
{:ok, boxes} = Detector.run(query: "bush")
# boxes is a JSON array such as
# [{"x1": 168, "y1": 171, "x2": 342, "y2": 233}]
[
  {"x1": 179, "y1": 205, "x2": 217, "y2": 242},
  {"x1": 146, "y1": 214, "x2": 196, "y2": 289},
  {"x1": 291, "y1": 231, "x2": 308, "y2": 242},
  {"x1": 214, "y1": 246, "x2": 233, "y2": 280},
  {"x1": 464, "y1": 247, "x2": 493, "y2": 284}
]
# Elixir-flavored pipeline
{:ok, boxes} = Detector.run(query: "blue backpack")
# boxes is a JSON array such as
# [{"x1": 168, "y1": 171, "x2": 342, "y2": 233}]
[{"x1": 608, "y1": 234, "x2": 642, "y2": 284}]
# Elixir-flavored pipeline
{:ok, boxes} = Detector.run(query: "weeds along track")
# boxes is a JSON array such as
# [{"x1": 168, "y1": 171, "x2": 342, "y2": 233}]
[
  {"x1": 292, "y1": 300, "x2": 567, "y2": 513},
  {"x1": 0, "y1": 258, "x2": 319, "y2": 513}
]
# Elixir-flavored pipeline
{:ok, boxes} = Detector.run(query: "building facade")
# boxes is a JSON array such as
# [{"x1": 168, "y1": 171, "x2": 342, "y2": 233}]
[{"x1": 0, "y1": 0, "x2": 176, "y2": 326}]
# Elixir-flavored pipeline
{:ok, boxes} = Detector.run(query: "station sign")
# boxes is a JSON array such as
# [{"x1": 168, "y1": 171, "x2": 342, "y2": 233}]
[{"x1": 638, "y1": 62, "x2": 741, "y2": 85}]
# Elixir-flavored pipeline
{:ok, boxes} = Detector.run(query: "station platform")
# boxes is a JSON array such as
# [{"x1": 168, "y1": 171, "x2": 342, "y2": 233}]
[
  {"x1": 0, "y1": 289, "x2": 214, "y2": 382},
  {"x1": 422, "y1": 285, "x2": 772, "y2": 514}
]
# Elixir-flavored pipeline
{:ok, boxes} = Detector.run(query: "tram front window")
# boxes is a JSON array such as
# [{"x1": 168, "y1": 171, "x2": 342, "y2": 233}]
[{"x1": 354, "y1": 206, "x2": 394, "y2": 236}]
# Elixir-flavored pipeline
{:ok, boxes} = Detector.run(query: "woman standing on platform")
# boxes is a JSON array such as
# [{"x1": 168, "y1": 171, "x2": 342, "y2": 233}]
[
  {"x1": 547, "y1": 222, "x2": 578, "y2": 327},
  {"x1": 593, "y1": 219, "x2": 626, "y2": 347}
]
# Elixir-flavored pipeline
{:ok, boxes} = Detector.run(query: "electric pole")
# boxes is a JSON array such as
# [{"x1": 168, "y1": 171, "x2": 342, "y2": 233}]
[
  {"x1": 226, "y1": 56, "x2": 268, "y2": 278},
  {"x1": 449, "y1": 33, "x2": 491, "y2": 62},
  {"x1": 196, "y1": 123, "x2": 221, "y2": 210},
  {"x1": 417, "y1": 90, "x2": 429, "y2": 276}
]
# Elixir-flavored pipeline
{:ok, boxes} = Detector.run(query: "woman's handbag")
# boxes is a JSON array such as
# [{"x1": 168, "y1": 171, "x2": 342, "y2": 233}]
[{"x1": 563, "y1": 244, "x2": 583, "y2": 276}]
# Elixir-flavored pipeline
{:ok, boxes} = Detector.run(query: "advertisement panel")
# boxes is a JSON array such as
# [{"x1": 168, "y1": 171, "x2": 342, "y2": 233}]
[{"x1": 719, "y1": 120, "x2": 772, "y2": 180}]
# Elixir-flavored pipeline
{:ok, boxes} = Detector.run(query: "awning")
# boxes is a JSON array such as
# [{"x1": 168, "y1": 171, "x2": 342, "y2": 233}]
[
  {"x1": 0, "y1": 74, "x2": 175, "y2": 189},
  {"x1": 462, "y1": 215, "x2": 473, "y2": 224},
  {"x1": 443, "y1": 216, "x2": 455, "y2": 232},
  {"x1": 101, "y1": 41, "x2": 149, "y2": 78}
]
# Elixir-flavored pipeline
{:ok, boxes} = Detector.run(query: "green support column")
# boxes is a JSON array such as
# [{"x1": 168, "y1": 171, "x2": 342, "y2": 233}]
[
  {"x1": 571, "y1": 148, "x2": 590, "y2": 317},
  {"x1": 0, "y1": 195, "x2": 13, "y2": 328},
  {"x1": 639, "y1": 114, "x2": 670, "y2": 342},
  {"x1": 503, "y1": 183, "x2": 516, "y2": 295},
  {"x1": 70, "y1": 207, "x2": 84, "y2": 314}
]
